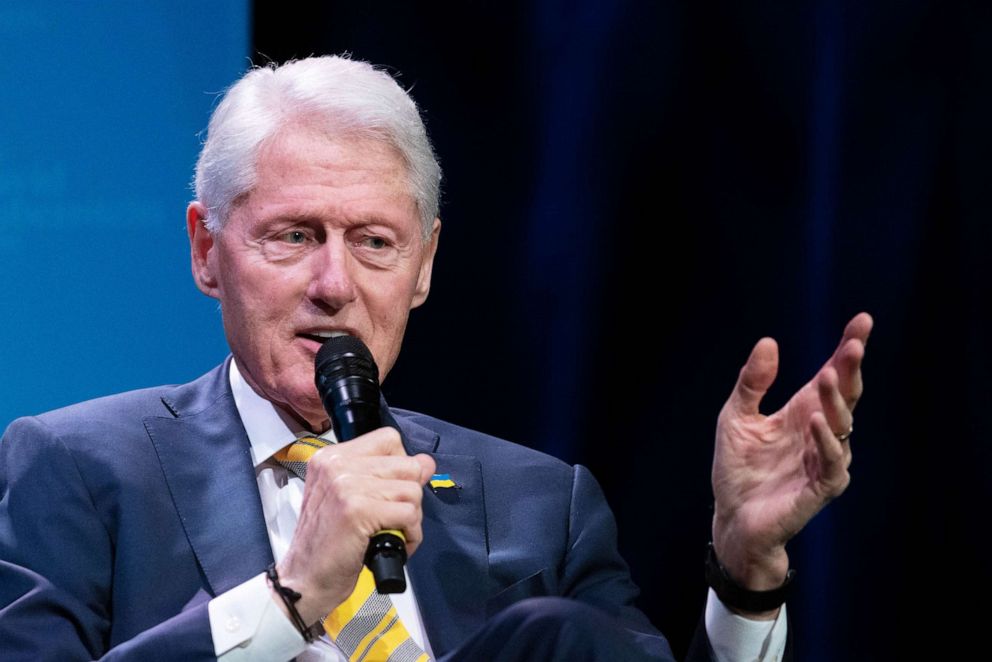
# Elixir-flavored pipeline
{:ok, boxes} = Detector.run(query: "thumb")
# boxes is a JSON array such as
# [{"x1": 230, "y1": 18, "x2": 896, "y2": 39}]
[
  {"x1": 731, "y1": 337, "x2": 779, "y2": 416},
  {"x1": 414, "y1": 454, "x2": 437, "y2": 484}
]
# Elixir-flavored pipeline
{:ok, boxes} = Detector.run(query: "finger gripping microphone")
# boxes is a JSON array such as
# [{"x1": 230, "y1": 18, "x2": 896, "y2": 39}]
[{"x1": 315, "y1": 335, "x2": 407, "y2": 594}]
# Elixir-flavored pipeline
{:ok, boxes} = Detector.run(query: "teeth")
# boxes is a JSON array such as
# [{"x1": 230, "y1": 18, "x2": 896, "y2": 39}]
[{"x1": 313, "y1": 331, "x2": 349, "y2": 339}]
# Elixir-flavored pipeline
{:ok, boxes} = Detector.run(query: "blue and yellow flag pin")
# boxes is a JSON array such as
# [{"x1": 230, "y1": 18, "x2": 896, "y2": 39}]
[{"x1": 429, "y1": 473, "x2": 459, "y2": 492}]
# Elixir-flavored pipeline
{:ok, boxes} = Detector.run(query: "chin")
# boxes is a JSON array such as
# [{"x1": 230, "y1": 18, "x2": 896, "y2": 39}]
[
  {"x1": 303, "y1": 395, "x2": 331, "y2": 421},
  {"x1": 271, "y1": 382, "x2": 323, "y2": 426}
]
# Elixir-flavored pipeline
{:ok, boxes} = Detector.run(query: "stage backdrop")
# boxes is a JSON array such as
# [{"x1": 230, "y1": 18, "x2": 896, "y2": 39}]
[
  {"x1": 2, "y1": 1, "x2": 989, "y2": 660},
  {"x1": 0, "y1": 0, "x2": 247, "y2": 427},
  {"x1": 253, "y1": 2, "x2": 991, "y2": 660}
]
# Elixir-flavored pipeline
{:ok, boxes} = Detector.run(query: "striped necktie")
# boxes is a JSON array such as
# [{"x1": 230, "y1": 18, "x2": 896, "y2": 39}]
[{"x1": 273, "y1": 436, "x2": 430, "y2": 662}]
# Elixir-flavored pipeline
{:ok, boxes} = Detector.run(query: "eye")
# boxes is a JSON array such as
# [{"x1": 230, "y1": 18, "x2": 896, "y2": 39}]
[
  {"x1": 281, "y1": 230, "x2": 308, "y2": 244},
  {"x1": 362, "y1": 236, "x2": 388, "y2": 250}
]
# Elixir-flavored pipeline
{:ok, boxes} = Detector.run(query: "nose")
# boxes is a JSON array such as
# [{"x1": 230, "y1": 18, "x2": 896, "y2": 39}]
[{"x1": 306, "y1": 236, "x2": 358, "y2": 310}]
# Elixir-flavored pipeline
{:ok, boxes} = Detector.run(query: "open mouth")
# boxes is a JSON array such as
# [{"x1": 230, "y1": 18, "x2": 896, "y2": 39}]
[{"x1": 298, "y1": 330, "x2": 352, "y2": 344}]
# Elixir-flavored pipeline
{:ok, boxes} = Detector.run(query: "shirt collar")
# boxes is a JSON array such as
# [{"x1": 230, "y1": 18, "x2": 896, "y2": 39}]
[{"x1": 229, "y1": 358, "x2": 336, "y2": 468}]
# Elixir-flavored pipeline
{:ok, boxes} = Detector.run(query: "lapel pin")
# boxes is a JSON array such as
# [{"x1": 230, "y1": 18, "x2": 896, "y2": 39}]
[{"x1": 429, "y1": 473, "x2": 459, "y2": 493}]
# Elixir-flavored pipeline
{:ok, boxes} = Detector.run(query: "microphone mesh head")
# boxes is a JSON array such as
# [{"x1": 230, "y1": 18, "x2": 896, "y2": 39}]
[{"x1": 315, "y1": 335, "x2": 379, "y2": 385}]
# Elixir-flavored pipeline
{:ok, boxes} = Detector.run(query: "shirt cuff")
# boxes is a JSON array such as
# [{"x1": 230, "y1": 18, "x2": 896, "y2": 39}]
[
  {"x1": 208, "y1": 571, "x2": 309, "y2": 661},
  {"x1": 704, "y1": 588, "x2": 788, "y2": 662}
]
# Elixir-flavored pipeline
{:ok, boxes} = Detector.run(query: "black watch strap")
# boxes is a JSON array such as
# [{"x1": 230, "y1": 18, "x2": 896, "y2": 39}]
[{"x1": 704, "y1": 543, "x2": 794, "y2": 612}]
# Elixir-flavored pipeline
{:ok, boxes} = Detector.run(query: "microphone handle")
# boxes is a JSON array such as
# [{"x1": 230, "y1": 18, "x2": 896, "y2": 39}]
[{"x1": 329, "y1": 396, "x2": 408, "y2": 594}]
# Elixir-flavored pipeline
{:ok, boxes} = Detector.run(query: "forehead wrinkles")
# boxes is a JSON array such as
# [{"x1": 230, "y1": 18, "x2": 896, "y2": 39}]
[
  {"x1": 227, "y1": 130, "x2": 420, "y2": 230},
  {"x1": 257, "y1": 124, "x2": 412, "y2": 194}
]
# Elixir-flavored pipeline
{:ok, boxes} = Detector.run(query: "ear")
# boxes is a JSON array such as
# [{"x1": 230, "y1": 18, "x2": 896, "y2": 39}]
[
  {"x1": 187, "y1": 202, "x2": 220, "y2": 299},
  {"x1": 411, "y1": 218, "x2": 441, "y2": 309}
]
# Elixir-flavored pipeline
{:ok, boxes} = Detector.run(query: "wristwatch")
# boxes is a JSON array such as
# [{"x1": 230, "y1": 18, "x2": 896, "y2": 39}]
[{"x1": 704, "y1": 542, "x2": 794, "y2": 612}]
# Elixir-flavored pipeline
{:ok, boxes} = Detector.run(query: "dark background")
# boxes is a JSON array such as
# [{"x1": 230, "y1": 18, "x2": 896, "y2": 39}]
[{"x1": 252, "y1": 1, "x2": 989, "y2": 659}]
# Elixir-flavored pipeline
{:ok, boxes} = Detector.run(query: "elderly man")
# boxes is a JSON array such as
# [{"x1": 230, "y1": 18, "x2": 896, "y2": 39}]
[{"x1": 0, "y1": 56, "x2": 871, "y2": 661}]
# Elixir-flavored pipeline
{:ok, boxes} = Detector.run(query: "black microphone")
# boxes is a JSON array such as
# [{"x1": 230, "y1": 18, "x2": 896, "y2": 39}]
[{"x1": 314, "y1": 335, "x2": 408, "y2": 594}]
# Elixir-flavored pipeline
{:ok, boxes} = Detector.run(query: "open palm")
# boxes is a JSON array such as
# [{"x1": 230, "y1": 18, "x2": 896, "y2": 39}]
[{"x1": 711, "y1": 313, "x2": 872, "y2": 591}]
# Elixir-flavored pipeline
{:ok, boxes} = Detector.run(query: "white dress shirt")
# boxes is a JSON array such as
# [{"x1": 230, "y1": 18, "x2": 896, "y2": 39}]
[{"x1": 208, "y1": 359, "x2": 786, "y2": 660}]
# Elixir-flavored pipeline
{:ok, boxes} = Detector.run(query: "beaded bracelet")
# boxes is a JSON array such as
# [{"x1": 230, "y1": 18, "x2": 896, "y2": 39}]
[{"x1": 266, "y1": 563, "x2": 320, "y2": 643}]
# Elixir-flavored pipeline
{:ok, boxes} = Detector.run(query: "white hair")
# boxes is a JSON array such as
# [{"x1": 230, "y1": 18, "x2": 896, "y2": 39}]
[{"x1": 193, "y1": 56, "x2": 441, "y2": 238}]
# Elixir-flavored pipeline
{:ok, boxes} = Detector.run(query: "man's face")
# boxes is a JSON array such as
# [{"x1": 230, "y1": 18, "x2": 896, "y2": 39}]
[{"x1": 188, "y1": 125, "x2": 440, "y2": 428}]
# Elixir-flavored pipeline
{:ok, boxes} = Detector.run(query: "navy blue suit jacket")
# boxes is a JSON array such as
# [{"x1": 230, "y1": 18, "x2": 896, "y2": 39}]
[{"x1": 0, "y1": 361, "x2": 675, "y2": 660}]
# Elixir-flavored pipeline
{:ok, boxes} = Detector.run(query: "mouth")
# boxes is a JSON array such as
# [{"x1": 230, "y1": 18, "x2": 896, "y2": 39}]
[{"x1": 298, "y1": 330, "x2": 353, "y2": 345}]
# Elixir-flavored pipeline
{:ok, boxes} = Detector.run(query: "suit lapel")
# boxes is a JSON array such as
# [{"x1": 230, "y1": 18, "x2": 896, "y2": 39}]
[
  {"x1": 144, "y1": 361, "x2": 273, "y2": 596},
  {"x1": 387, "y1": 410, "x2": 491, "y2": 659}
]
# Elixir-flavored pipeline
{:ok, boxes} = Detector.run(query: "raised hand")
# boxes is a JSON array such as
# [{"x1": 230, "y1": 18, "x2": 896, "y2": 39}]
[{"x1": 711, "y1": 313, "x2": 872, "y2": 602}]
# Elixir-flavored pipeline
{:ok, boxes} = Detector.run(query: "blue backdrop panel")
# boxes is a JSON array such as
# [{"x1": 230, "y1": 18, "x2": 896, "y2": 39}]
[{"x1": 0, "y1": 1, "x2": 248, "y2": 428}]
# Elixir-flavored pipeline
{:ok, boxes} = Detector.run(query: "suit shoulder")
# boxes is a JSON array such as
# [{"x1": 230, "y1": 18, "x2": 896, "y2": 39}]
[
  {"x1": 389, "y1": 407, "x2": 575, "y2": 476},
  {"x1": 0, "y1": 387, "x2": 179, "y2": 468},
  {"x1": 3, "y1": 361, "x2": 229, "y2": 446},
  {"x1": 18, "y1": 385, "x2": 177, "y2": 432}
]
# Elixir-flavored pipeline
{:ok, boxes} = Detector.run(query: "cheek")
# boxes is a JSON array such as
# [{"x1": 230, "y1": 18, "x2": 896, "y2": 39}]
[
  {"x1": 234, "y1": 265, "x2": 302, "y2": 319},
  {"x1": 367, "y1": 282, "x2": 417, "y2": 370},
  {"x1": 220, "y1": 276, "x2": 301, "y2": 362},
  {"x1": 370, "y1": 278, "x2": 416, "y2": 326}
]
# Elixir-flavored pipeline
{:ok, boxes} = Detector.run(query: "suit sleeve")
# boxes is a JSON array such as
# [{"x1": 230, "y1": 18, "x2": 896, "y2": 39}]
[
  {"x1": 0, "y1": 416, "x2": 216, "y2": 661},
  {"x1": 557, "y1": 465, "x2": 675, "y2": 658},
  {"x1": 563, "y1": 465, "x2": 728, "y2": 662}
]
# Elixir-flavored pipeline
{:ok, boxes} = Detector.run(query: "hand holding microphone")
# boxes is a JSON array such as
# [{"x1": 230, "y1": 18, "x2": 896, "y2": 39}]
[
  {"x1": 314, "y1": 335, "x2": 421, "y2": 594},
  {"x1": 274, "y1": 336, "x2": 432, "y2": 625}
]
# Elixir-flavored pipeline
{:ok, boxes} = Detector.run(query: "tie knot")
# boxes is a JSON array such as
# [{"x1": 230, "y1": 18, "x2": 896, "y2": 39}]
[{"x1": 272, "y1": 436, "x2": 331, "y2": 481}]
